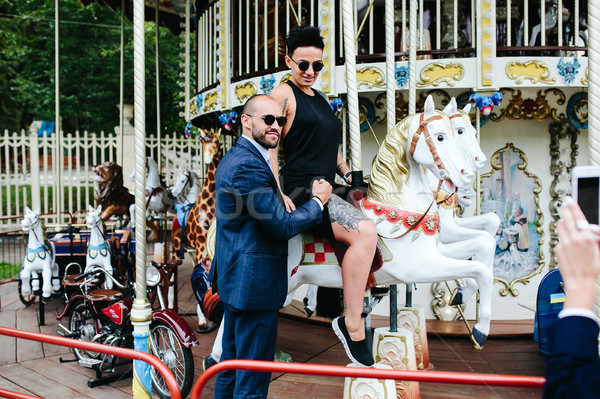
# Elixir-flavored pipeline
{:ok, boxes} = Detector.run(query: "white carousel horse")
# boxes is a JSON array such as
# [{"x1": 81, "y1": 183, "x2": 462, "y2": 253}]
[
  {"x1": 208, "y1": 96, "x2": 493, "y2": 365},
  {"x1": 19, "y1": 207, "x2": 60, "y2": 303},
  {"x1": 170, "y1": 167, "x2": 200, "y2": 205},
  {"x1": 431, "y1": 98, "x2": 500, "y2": 306},
  {"x1": 129, "y1": 157, "x2": 166, "y2": 241},
  {"x1": 129, "y1": 157, "x2": 167, "y2": 216},
  {"x1": 85, "y1": 204, "x2": 114, "y2": 289},
  {"x1": 303, "y1": 98, "x2": 498, "y2": 317}
]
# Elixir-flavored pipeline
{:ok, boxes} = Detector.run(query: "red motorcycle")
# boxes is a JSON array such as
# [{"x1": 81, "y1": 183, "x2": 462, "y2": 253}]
[{"x1": 56, "y1": 262, "x2": 198, "y2": 399}]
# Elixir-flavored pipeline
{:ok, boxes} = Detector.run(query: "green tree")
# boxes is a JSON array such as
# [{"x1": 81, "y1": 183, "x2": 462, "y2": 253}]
[{"x1": 0, "y1": 0, "x2": 187, "y2": 135}]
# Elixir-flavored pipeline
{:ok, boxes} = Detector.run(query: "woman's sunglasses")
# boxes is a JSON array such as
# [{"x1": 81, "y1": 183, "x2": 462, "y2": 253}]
[
  {"x1": 244, "y1": 114, "x2": 287, "y2": 126},
  {"x1": 289, "y1": 56, "x2": 324, "y2": 72}
]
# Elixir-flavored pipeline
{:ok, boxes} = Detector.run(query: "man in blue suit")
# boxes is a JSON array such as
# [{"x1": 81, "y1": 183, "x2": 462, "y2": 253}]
[
  {"x1": 544, "y1": 198, "x2": 600, "y2": 399},
  {"x1": 211, "y1": 94, "x2": 332, "y2": 398}
]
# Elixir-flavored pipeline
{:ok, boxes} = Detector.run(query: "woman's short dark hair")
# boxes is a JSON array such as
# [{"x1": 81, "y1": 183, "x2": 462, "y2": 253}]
[{"x1": 285, "y1": 26, "x2": 324, "y2": 55}]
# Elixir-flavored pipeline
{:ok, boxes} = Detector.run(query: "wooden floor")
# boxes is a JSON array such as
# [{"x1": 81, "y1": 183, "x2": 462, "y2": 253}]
[{"x1": 0, "y1": 261, "x2": 547, "y2": 399}]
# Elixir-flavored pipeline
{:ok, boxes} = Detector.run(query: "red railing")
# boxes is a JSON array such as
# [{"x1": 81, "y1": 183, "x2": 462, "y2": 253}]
[
  {"x1": 191, "y1": 359, "x2": 546, "y2": 398},
  {"x1": 0, "y1": 326, "x2": 180, "y2": 399}
]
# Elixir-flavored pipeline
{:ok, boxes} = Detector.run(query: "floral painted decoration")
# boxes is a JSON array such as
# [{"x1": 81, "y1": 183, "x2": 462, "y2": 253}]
[
  {"x1": 557, "y1": 57, "x2": 580, "y2": 85},
  {"x1": 469, "y1": 92, "x2": 503, "y2": 116},
  {"x1": 260, "y1": 74, "x2": 276, "y2": 94},
  {"x1": 218, "y1": 111, "x2": 239, "y2": 131},
  {"x1": 330, "y1": 98, "x2": 344, "y2": 113},
  {"x1": 395, "y1": 64, "x2": 409, "y2": 88}
]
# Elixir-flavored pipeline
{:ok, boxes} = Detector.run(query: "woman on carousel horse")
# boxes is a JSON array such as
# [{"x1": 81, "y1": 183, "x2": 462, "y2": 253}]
[{"x1": 268, "y1": 25, "x2": 378, "y2": 367}]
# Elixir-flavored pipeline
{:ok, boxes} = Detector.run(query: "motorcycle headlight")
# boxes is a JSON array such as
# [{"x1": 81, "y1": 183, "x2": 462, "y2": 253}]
[{"x1": 146, "y1": 264, "x2": 161, "y2": 287}]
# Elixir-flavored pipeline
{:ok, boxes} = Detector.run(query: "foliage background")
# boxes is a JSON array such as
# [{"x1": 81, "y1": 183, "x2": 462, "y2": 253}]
[{"x1": 0, "y1": 0, "x2": 189, "y2": 136}]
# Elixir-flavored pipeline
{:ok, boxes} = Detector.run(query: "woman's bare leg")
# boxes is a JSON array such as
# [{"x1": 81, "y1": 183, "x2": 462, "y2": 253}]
[{"x1": 329, "y1": 195, "x2": 378, "y2": 341}]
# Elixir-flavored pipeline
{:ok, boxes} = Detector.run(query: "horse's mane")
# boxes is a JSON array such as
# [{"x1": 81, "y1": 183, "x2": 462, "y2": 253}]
[{"x1": 367, "y1": 114, "x2": 415, "y2": 207}]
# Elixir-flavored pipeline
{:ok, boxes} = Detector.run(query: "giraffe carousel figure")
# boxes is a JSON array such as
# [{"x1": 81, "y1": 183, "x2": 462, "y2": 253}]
[{"x1": 171, "y1": 127, "x2": 223, "y2": 333}]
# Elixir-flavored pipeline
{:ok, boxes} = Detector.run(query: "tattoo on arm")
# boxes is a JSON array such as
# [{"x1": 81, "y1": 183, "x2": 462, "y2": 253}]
[
  {"x1": 280, "y1": 98, "x2": 288, "y2": 114},
  {"x1": 328, "y1": 195, "x2": 368, "y2": 233},
  {"x1": 337, "y1": 162, "x2": 344, "y2": 173}
]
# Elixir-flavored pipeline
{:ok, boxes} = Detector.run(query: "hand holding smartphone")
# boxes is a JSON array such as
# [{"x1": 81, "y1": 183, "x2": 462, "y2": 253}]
[{"x1": 571, "y1": 165, "x2": 600, "y2": 226}]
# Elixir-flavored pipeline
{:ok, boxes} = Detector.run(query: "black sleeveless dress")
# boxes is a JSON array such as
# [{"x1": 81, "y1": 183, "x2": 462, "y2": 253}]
[{"x1": 281, "y1": 80, "x2": 341, "y2": 238}]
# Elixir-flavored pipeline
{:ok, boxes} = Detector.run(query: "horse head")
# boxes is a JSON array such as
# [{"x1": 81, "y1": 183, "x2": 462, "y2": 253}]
[
  {"x1": 86, "y1": 204, "x2": 104, "y2": 231},
  {"x1": 199, "y1": 128, "x2": 222, "y2": 165},
  {"x1": 410, "y1": 95, "x2": 473, "y2": 189},
  {"x1": 21, "y1": 206, "x2": 41, "y2": 233},
  {"x1": 368, "y1": 95, "x2": 473, "y2": 207},
  {"x1": 443, "y1": 98, "x2": 486, "y2": 172}
]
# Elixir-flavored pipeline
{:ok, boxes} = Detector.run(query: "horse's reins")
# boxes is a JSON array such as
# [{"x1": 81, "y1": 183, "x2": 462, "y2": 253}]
[
  {"x1": 176, "y1": 171, "x2": 193, "y2": 203},
  {"x1": 398, "y1": 112, "x2": 456, "y2": 237},
  {"x1": 22, "y1": 218, "x2": 52, "y2": 254}
]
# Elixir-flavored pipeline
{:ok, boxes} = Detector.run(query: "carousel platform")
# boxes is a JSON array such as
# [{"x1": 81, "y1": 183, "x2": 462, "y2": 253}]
[{"x1": 0, "y1": 258, "x2": 545, "y2": 398}]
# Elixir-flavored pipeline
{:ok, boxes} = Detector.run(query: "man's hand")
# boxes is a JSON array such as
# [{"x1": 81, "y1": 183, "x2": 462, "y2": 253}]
[
  {"x1": 311, "y1": 179, "x2": 332, "y2": 205},
  {"x1": 282, "y1": 194, "x2": 296, "y2": 212}
]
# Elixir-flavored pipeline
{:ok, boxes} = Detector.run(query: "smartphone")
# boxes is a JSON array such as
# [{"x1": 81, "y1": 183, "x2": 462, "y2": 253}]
[{"x1": 571, "y1": 165, "x2": 600, "y2": 224}]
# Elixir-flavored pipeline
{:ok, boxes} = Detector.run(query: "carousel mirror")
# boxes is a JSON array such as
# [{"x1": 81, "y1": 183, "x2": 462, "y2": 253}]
[{"x1": 480, "y1": 143, "x2": 545, "y2": 296}]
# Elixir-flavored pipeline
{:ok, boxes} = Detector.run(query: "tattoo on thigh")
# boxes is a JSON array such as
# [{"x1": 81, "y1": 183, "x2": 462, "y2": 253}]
[{"x1": 328, "y1": 195, "x2": 368, "y2": 232}]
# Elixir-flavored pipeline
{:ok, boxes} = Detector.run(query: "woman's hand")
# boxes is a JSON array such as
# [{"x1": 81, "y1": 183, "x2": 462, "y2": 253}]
[{"x1": 282, "y1": 194, "x2": 296, "y2": 212}]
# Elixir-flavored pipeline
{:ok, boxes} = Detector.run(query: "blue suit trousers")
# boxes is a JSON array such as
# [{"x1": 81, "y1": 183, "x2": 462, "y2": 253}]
[{"x1": 214, "y1": 303, "x2": 279, "y2": 398}]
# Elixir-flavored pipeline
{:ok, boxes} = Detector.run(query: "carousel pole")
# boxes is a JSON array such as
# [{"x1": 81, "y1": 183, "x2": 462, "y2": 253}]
[
  {"x1": 588, "y1": 0, "x2": 600, "y2": 318},
  {"x1": 589, "y1": 2, "x2": 600, "y2": 166},
  {"x1": 118, "y1": 0, "x2": 125, "y2": 167},
  {"x1": 55, "y1": 0, "x2": 62, "y2": 223},
  {"x1": 384, "y1": 0, "x2": 397, "y2": 333},
  {"x1": 131, "y1": 0, "x2": 152, "y2": 397},
  {"x1": 341, "y1": 0, "x2": 361, "y2": 170},
  {"x1": 155, "y1": 0, "x2": 161, "y2": 171},
  {"x1": 405, "y1": 0, "x2": 418, "y2": 306}
]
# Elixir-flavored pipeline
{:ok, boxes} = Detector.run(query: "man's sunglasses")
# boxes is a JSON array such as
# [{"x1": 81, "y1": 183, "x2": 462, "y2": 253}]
[
  {"x1": 289, "y1": 56, "x2": 324, "y2": 72},
  {"x1": 244, "y1": 114, "x2": 287, "y2": 126}
]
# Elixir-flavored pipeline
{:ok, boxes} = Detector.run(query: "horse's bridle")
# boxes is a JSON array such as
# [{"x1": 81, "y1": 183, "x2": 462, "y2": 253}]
[
  {"x1": 22, "y1": 216, "x2": 51, "y2": 254},
  {"x1": 409, "y1": 112, "x2": 448, "y2": 180},
  {"x1": 175, "y1": 170, "x2": 193, "y2": 202},
  {"x1": 89, "y1": 213, "x2": 107, "y2": 242}
]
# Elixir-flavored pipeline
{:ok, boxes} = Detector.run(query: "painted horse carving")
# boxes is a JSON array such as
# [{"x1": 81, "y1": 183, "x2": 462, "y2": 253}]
[
  {"x1": 128, "y1": 157, "x2": 164, "y2": 241},
  {"x1": 19, "y1": 207, "x2": 60, "y2": 303},
  {"x1": 170, "y1": 167, "x2": 200, "y2": 206},
  {"x1": 209, "y1": 96, "x2": 494, "y2": 362},
  {"x1": 434, "y1": 98, "x2": 500, "y2": 308},
  {"x1": 171, "y1": 128, "x2": 223, "y2": 332},
  {"x1": 85, "y1": 204, "x2": 115, "y2": 289}
]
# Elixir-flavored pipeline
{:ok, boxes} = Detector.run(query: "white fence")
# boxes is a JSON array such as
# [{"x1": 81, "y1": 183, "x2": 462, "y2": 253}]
[{"x1": 0, "y1": 129, "x2": 204, "y2": 228}]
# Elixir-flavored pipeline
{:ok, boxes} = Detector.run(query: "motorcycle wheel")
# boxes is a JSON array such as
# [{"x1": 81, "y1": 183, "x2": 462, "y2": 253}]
[
  {"x1": 149, "y1": 321, "x2": 194, "y2": 399},
  {"x1": 68, "y1": 299, "x2": 99, "y2": 362},
  {"x1": 18, "y1": 279, "x2": 36, "y2": 306}
]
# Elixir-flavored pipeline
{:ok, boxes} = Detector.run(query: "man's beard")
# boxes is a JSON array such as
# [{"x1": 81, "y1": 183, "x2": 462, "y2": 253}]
[{"x1": 252, "y1": 127, "x2": 279, "y2": 149}]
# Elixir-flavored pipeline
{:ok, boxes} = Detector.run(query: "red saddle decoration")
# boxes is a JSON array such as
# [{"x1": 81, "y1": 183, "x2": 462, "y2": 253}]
[{"x1": 301, "y1": 189, "x2": 384, "y2": 273}]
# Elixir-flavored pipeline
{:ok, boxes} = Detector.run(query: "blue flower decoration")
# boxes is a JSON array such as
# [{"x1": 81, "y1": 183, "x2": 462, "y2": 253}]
[
  {"x1": 195, "y1": 94, "x2": 204, "y2": 110},
  {"x1": 260, "y1": 74, "x2": 276, "y2": 95},
  {"x1": 557, "y1": 58, "x2": 580, "y2": 85},
  {"x1": 184, "y1": 122, "x2": 192, "y2": 138},
  {"x1": 330, "y1": 98, "x2": 344, "y2": 113},
  {"x1": 395, "y1": 64, "x2": 409, "y2": 88}
]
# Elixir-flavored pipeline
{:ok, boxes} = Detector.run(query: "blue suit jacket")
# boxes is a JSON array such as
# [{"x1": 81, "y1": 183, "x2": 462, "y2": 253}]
[
  {"x1": 543, "y1": 315, "x2": 600, "y2": 398},
  {"x1": 210, "y1": 137, "x2": 322, "y2": 312}
]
